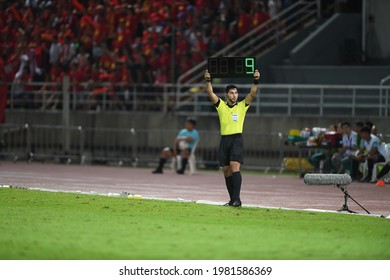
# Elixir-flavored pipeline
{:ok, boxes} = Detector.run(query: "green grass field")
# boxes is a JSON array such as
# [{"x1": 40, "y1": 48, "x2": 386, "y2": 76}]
[{"x1": 1, "y1": 188, "x2": 389, "y2": 260}]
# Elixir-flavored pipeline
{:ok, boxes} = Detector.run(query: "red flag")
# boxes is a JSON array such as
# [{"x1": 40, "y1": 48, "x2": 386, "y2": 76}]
[
  {"x1": 98, "y1": 73, "x2": 114, "y2": 80},
  {"x1": 22, "y1": 11, "x2": 28, "y2": 25},
  {"x1": 10, "y1": 4, "x2": 22, "y2": 22},
  {"x1": 92, "y1": 87, "x2": 109, "y2": 95},
  {"x1": 72, "y1": 0, "x2": 85, "y2": 11},
  {"x1": 28, "y1": 7, "x2": 33, "y2": 18},
  {"x1": 83, "y1": 15, "x2": 99, "y2": 29}
]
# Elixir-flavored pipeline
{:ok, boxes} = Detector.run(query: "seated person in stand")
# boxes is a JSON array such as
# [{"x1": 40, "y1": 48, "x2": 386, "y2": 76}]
[
  {"x1": 308, "y1": 124, "x2": 339, "y2": 172},
  {"x1": 331, "y1": 122, "x2": 358, "y2": 178},
  {"x1": 355, "y1": 126, "x2": 387, "y2": 183},
  {"x1": 152, "y1": 118, "x2": 199, "y2": 175},
  {"x1": 365, "y1": 121, "x2": 377, "y2": 136}
]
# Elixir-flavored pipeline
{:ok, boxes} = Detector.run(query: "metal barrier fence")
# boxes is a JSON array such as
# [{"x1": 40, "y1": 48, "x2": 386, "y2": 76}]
[
  {"x1": 0, "y1": 124, "x2": 289, "y2": 170},
  {"x1": 2, "y1": 124, "x2": 389, "y2": 171},
  {"x1": 5, "y1": 81, "x2": 390, "y2": 117},
  {"x1": 0, "y1": 124, "x2": 30, "y2": 161}
]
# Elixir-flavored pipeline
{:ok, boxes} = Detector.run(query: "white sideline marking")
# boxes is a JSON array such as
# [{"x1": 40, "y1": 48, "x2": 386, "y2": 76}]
[{"x1": 1, "y1": 184, "x2": 386, "y2": 218}]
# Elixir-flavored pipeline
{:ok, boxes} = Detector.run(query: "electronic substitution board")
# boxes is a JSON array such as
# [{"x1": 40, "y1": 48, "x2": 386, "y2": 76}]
[{"x1": 207, "y1": 57, "x2": 256, "y2": 78}]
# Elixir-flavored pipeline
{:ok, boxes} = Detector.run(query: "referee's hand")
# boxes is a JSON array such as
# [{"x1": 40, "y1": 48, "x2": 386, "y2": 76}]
[
  {"x1": 204, "y1": 70, "x2": 211, "y2": 81},
  {"x1": 253, "y1": 69, "x2": 260, "y2": 80}
]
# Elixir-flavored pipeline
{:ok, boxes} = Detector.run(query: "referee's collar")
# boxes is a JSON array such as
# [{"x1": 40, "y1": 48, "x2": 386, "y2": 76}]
[{"x1": 226, "y1": 102, "x2": 237, "y2": 108}]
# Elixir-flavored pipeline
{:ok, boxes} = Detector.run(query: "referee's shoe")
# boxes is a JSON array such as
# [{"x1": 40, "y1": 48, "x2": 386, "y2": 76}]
[{"x1": 223, "y1": 200, "x2": 241, "y2": 207}]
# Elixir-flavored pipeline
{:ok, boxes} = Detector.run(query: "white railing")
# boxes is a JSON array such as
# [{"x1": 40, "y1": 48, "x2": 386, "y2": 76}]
[{"x1": 4, "y1": 81, "x2": 390, "y2": 117}]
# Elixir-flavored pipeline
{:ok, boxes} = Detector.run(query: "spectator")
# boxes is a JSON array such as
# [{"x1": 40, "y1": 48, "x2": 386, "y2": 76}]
[
  {"x1": 72, "y1": 46, "x2": 90, "y2": 69},
  {"x1": 253, "y1": 3, "x2": 271, "y2": 34},
  {"x1": 107, "y1": 61, "x2": 130, "y2": 111},
  {"x1": 69, "y1": 61, "x2": 87, "y2": 108},
  {"x1": 84, "y1": 63, "x2": 104, "y2": 110},
  {"x1": 365, "y1": 120, "x2": 377, "y2": 136},
  {"x1": 353, "y1": 121, "x2": 364, "y2": 145},
  {"x1": 59, "y1": 35, "x2": 76, "y2": 68},
  {"x1": 268, "y1": 0, "x2": 281, "y2": 19},
  {"x1": 1, "y1": 36, "x2": 26, "y2": 121},
  {"x1": 331, "y1": 122, "x2": 358, "y2": 178},
  {"x1": 12, "y1": 65, "x2": 34, "y2": 108},
  {"x1": 356, "y1": 126, "x2": 387, "y2": 183},
  {"x1": 40, "y1": 62, "x2": 61, "y2": 110},
  {"x1": 236, "y1": 7, "x2": 253, "y2": 37},
  {"x1": 308, "y1": 124, "x2": 339, "y2": 173},
  {"x1": 49, "y1": 35, "x2": 61, "y2": 68}
]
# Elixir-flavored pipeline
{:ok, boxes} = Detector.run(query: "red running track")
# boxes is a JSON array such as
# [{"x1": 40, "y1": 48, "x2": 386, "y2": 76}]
[{"x1": 1, "y1": 162, "x2": 389, "y2": 217}]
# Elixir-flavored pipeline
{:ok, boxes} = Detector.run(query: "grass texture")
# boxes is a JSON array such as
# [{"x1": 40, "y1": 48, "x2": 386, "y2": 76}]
[{"x1": 1, "y1": 188, "x2": 389, "y2": 260}]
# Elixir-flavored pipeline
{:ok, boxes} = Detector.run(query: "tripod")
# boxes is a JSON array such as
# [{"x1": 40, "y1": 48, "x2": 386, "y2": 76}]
[{"x1": 336, "y1": 184, "x2": 370, "y2": 214}]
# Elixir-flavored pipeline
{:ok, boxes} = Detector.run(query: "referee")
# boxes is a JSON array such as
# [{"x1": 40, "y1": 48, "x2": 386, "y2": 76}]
[{"x1": 204, "y1": 69, "x2": 260, "y2": 207}]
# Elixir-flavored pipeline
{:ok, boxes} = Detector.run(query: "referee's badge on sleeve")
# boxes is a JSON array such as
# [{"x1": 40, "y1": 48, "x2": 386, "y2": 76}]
[{"x1": 232, "y1": 113, "x2": 238, "y2": 122}]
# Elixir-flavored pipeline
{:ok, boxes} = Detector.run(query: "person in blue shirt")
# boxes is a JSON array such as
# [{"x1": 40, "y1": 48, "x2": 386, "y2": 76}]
[
  {"x1": 152, "y1": 117, "x2": 199, "y2": 175},
  {"x1": 356, "y1": 126, "x2": 387, "y2": 182}
]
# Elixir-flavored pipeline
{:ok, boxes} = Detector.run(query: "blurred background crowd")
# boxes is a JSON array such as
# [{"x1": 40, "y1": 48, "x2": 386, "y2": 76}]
[{"x1": 0, "y1": 0, "x2": 295, "y2": 90}]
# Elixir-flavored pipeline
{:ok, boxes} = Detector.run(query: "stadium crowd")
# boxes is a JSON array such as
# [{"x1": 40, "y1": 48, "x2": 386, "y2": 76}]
[
  {"x1": 1, "y1": 0, "x2": 298, "y2": 113},
  {"x1": 0, "y1": 0, "x2": 363, "y2": 114}
]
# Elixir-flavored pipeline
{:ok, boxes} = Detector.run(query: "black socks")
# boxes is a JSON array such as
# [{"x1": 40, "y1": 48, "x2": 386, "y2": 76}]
[
  {"x1": 231, "y1": 171, "x2": 242, "y2": 202},
  {"x1": 156, "y1": 158, "x2": 167, "y2": 172},
  {"x1": 177, "y1": 158, "x2": 188, "y2": 174},
  {"x1": 225, "y1": 176, "x2": 234, "y2": 202}
]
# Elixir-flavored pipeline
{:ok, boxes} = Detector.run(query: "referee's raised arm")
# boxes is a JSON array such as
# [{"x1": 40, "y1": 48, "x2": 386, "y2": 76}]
[
  {"x1": 244, "y1": 69, "x2": 260, "y2": 106},
  {"x1": 204, "y1": 70, "x2": 219, "y2": 104}
]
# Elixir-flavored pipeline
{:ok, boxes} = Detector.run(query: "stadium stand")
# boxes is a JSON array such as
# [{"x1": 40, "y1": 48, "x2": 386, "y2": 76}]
[
  {"x1": 1, "y1": 1, "x2": 390, "y2": 171},
  {"x1": 0, "y1": 0, "x2": 279, "y2": 88}
]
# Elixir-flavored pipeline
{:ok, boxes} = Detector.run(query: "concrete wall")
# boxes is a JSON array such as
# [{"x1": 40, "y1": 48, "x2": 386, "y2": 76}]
[
  {"x1": 269, "y1": 65, "x2": 390, "y2": 85},
  {"x1": 289, "y1": 13, "x2": 361, "y2": 65},
  {"x1": 256, "y1": 21, "x2": 322, "y2": 83},
  {"x1": 368, "y1": 0, "x2": 390, "y2": 59},
  {"x1": 260, "y1": 13, "x2": 390, "y2": 85}
]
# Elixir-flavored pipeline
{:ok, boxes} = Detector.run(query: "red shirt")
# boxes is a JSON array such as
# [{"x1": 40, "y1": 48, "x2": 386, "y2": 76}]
[
  {"x1": 253, "y1": 11, "x2": 271, "y2": 34},
  {"x1": 93, "y1": 20, "x2": 108, "y2": 44},
  {"x1": 114, "y1": 28, "x2": 131, "y2": 50},
  {"x1": 69, "y1": 66, "x2": 85, "y2": 92},
  {"x1": 237, "y1": 12, "x2": 253, "y2": 37},
  {"x1": 79, "y1": 27, "x2": 93, "y2": 51},
  {"x1": 105, "y1": 8, "x2": 118, "y2": 39},
  {"x1": 176, "y1": 35, "x2": 189, "y2": 58},
  {"x1": 100, "y1": 52, "x2": 115, "y2": 71}
]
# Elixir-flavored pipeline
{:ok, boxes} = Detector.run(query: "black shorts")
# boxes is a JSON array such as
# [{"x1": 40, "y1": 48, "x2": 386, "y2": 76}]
[{"x1": 219, "y1": 133, "x2": 244, "y2": 166}]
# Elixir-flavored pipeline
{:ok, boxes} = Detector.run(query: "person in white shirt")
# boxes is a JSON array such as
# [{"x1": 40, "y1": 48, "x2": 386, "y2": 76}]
[
  {"x1": 331, "y1": 122, "x2": 358, "y2": 177},
  {"x1": 49, "y1": 35, "x2": 61, "y2": 67},
  {"x1": 356, "y1": 126, "x2": 387, "y2": 182},
  {"x1": 59, "y1": 35, "x2": 76, "y2": 67}
]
